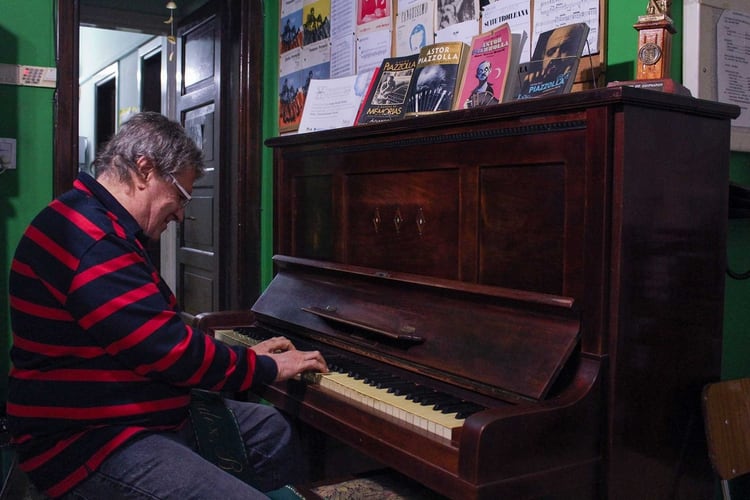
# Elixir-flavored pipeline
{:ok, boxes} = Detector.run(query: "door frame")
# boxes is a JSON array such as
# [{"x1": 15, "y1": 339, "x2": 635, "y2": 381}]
[{"x1": 53, "y1": 0, "x2": 264, "y2": 309}]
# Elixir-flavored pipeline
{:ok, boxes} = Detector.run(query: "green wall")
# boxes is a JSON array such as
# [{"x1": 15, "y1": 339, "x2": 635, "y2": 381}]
[
  {"x1": 0, "y1": 0, "x2": 56, "y2": 402},
  {"x1": 724, "y1": 162, "x2": 750, "y2": 380},
  {"x1": 261, "y1": 0, "x2": 281, "y2": 288}
]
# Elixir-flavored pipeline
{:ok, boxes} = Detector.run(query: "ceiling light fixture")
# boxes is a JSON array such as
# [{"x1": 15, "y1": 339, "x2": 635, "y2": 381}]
[{"x1": 164, "y1": 2, "x2": 177, "y2": 61}]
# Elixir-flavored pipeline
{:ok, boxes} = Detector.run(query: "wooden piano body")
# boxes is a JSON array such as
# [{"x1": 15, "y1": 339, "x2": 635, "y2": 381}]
[{"x1": 196, "y1": 87, "x2": 739, "y2": 499}]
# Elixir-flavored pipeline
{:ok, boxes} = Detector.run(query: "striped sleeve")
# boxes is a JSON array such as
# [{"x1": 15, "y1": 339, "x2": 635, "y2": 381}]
[{"x1": 65, "y1": 235, "x2": 262, "y2": 392}]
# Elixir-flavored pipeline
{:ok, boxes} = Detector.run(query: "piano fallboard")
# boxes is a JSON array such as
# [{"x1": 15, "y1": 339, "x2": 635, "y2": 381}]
[{"x1": 252, "y1": 255, "x2": 582, "y2": 403}]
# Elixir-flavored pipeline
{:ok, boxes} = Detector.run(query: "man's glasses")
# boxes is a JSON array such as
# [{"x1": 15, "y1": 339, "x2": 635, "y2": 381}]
[{"x1": 168, "y1": 173, "x2": 192, "y2": 208}]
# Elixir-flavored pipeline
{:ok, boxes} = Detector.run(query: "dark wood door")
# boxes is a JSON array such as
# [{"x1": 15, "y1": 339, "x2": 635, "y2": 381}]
[{"x1": 175, "y1": 5, "x2": 222, "y2": 317}]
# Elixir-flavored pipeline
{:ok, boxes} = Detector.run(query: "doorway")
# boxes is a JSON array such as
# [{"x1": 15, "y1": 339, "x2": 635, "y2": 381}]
[
  {"x1": 54, "y1": 0, "x2": 265, "y2": 313},
  {"x1": 141, "y1": 43, "x2": 164, "y2": 271},
  {"x1": 94, "y1": 71, "x2": 116, "y2": 153},
  {"x1": 140, "y1": 48, "x2": 162, "y2": 114}
]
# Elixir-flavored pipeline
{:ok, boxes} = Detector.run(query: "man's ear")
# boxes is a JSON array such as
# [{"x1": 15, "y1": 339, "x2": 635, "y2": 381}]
[
  {"x1": 135, "y1": 156, "x2": 155, "y2": 179},
  {"x1": 133, "y1": 156, "x2": 156, "y2": 191}
]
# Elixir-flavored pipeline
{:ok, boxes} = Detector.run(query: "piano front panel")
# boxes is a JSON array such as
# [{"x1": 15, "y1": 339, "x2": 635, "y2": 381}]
[
  {"x1": 479, "y1": 159, "x2": 580, "y2": 295},
  {"x1": 292, "y1": 175, "x2": 334, "y2": 260},
  {"x1": 279, "y1": 113, "x2": 591, "y2": 299},
  {"x1": 345, "y1": 169, "x2": 461, "y2": 280}
]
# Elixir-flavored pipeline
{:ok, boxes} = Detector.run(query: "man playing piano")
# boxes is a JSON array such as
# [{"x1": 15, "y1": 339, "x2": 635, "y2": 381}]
[{"x1": 7, "y1": 112, "x2": 328, "y2": 499}]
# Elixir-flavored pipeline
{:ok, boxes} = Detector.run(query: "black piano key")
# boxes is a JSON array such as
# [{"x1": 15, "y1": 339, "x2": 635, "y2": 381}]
[
  {"x1": 409, "y1": 391, "x2": 441, "y2": 403},
  {"x1": 372, "y1": 377, "x2": 407, "y2": 389},
  {"x1": 363, "y1": 372, "x2": 399, "y2": 386},
  {"x1": 386, "y1": 381, "x2": 419, "y2": 394},
  {"x1": 434, "y1": 401, "x2": 480, "y2": 414},
  {"x1": 456, "y1": 406, "x2": 485, "y2": 419},
  {"x1": 336, "y1": 360, "x2": 371, "y2": 380},
  {"x1": 414, "y1": 393, "x2": 457, "y2": 405},
  {"x1": 404, "y1": 387, "x2": 436, "y2": 400},
  {"x1": 394, "y1": 384, "x2": 431, "y2": 397},
  {"x1": 234, "y1": 327, "x2": 261, "y2": 342}
]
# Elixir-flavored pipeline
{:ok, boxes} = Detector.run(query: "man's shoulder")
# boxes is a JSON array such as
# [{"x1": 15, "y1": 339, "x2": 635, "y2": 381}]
[{"x1": 27, "y1": 191, "x2": 133, "y2": 259}]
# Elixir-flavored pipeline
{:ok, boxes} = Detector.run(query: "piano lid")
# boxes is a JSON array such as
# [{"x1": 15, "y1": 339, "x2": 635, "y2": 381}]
[{"x1": 252, "y1": 255, "x2": 581, "y2": 401}]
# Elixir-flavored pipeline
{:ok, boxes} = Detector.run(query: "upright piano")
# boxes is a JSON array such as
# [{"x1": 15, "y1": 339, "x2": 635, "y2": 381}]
[{"x1": 195, "y1": 87, "x2": 740, "y2": 499}]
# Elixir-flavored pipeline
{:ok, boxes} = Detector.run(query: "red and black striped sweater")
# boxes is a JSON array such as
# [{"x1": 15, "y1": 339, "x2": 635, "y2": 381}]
[{"x1": 7, "y1": 173, "x2": 276, "y2": 498}]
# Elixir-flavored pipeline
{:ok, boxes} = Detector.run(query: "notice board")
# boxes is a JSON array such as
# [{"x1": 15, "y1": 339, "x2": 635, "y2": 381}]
[{"x1": 684, "y1": 0, "x2": 750, "y2": 151}]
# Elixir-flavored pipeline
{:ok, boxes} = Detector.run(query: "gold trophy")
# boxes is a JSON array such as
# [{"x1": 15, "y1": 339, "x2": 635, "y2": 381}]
[
  {"x1": 635, "y1": 0, "x2": 674, "y2": 81},
  {"x1": 609, "y1": 0, "x2": 690, "y2": 95}
]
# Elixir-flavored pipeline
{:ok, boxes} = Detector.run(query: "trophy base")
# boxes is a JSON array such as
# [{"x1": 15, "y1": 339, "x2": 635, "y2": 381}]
[{"x1": 607, "y1": 78, "x2": 691, "y2": 96}]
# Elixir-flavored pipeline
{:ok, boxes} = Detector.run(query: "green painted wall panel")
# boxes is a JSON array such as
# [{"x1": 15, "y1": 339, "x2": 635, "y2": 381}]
[
  {"x1": 606, "y1": 1, "x2": 682, "y2": 82},
  {"x1": 0, "y1": 0, "x2": 56, "y2": 402},
  {"x1": 261, "y1": 0, "x2": 280, "y2": 288},
  {"x1": 724, "y1": 154, "x2": 750, "y2": 380}
]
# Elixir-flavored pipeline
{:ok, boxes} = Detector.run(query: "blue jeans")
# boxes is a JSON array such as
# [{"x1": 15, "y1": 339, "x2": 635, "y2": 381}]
[{"x1": 60, "y1": 399, "x2": 302, "y2": 499}]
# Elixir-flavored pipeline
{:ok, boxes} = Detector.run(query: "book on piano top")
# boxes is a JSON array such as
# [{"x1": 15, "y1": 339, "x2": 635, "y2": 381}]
[
  {"x1": 403, "y1": 40, "x2": 470, "y2": 117},
  {"x1": 515, "y1": 22, "x2": 589, "y2": 100},
  {"x1": 356, "y1": 54, "x2": 418, "y2": 125},
  {"x1": 454, "y1": 23, "x2": 527, "y2": 110}
]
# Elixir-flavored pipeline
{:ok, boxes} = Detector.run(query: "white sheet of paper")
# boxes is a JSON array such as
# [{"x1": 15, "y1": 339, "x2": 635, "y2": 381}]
[
  {"x1": 356, "y1": 28, "x2": 392, "y2": 74},
  {"x1": 717, "y1": 9, "x2": 750, "y2": 128},
  {"x1": 331, "y1": 0, "x2": 356, "y2": 38},
  {"x1": 299, "y1": 72, "x2": 373, "y2": 132},
  {"x1": 330, "y1": 34, "x2": 357, "y2": 77},
  {"x1": 435, "y1": 19, "x2": 478, "y2": 45},
  {"x1": 482, "y1": 1, "x2": 532, "y2": 62},
  {"x1": 532, "y1": 0, "x2": 598, "y2": 55},
  {"x1": 281, "y1": 0, "x2": 303, "y2": 17}
]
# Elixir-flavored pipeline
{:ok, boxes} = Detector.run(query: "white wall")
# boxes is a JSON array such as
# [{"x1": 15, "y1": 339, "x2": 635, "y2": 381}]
[
  {"x1": 78, "y1": 27, "x2": 161, "y2": 169},
  {"x1": 79, "y1": 27, "x2": 152, "y2": 83}
]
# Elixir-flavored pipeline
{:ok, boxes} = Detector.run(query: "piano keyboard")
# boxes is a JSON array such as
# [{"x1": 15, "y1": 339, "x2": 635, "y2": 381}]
[
  {"x1": 317, "y1": 371, "x2": 464, "y2": 439},
  {"x1": 214, "y1": 328, "x2": 484, "y2": 440},
  {"x1": 214, "y1": 328, "x2": 260, "y2": 347}
]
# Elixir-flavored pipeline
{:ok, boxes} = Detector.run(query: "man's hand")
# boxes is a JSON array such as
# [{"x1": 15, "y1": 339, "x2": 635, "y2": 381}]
[{"x1": 252, "y1": 336, "x2": 328, "y2": 381}]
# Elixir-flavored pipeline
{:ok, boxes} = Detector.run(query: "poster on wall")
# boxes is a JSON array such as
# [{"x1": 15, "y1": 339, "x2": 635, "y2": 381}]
[
  {"x1": 356, "y1": 27, "x2": 392, "y2": 74},
  {"x1": 280, "y1": 3, "x2": 303, "y2": 54},
  {"x1": 435, "y1": 0, "x2": 480, "y2": 44},
  {"x1": 279, "y1": 51, "x2": 306, "y2": 133},
  {"x1": 717, "y1": 9, "x2": 750, "y2": 129},
  {"x1": 531, "y1": 0, "x2": 598, "y2": 55},
  {"x1": 302, "y1": 0, "x2": 332, "y2": 46},
  {"x1": 394, "y1": 1, "x2": 435, "y2": 56},
  {"x1": 279, "y1": 0, "x2": 305, "y2": 132},
  {"x1": 357, "y1": 0, "x2": 393, "y2": 33},
  {"x1": 330, "y1": 0, "x2": 357, "y2": 76},
  {"x1": 279, "y1": 0, "x2": 333, "y2": 132},
  {"x1": 481, "y1": 0, "x2": 532, "y2": 62},
  {"x1": 356, "y1": 0, "x2": 393, "y2": 74}
]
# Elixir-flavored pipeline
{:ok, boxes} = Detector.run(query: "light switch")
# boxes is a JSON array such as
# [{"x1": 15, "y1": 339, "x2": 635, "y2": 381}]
[{"x1": 0, "y1": 138, "x2": 17, "y2": 170}]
